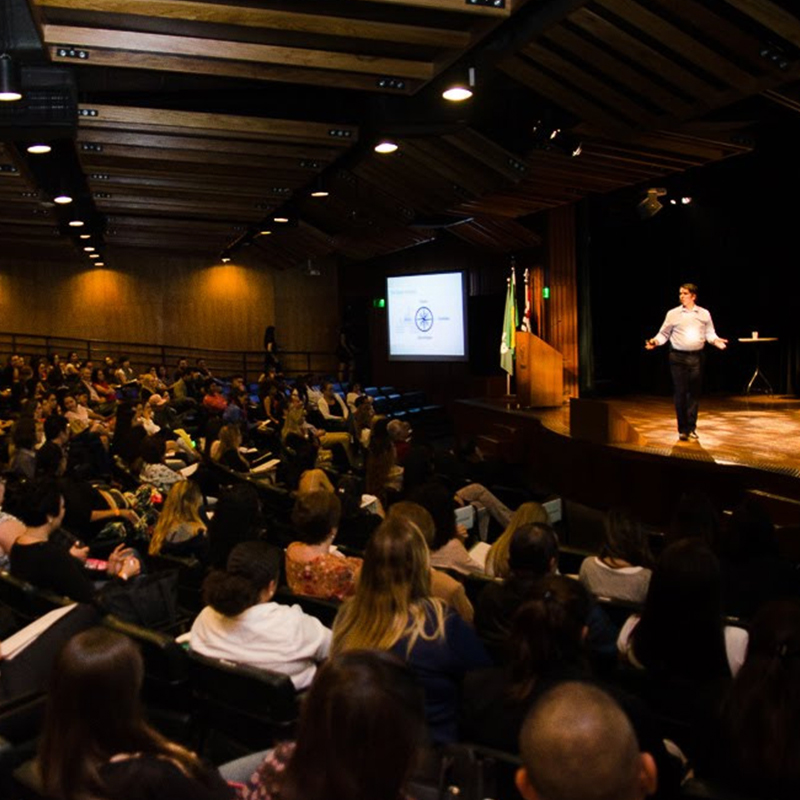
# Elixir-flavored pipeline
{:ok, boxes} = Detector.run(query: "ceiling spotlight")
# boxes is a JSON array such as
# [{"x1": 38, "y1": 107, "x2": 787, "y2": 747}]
[
  {"x1": 374, "y1": 140, "x2": 399, "y2": 154},
  {"x1": 669, "y1": 199, "x2": 677, "y2": 205},
  {"x1": 550, "y1": 128, "x2": 561, "y2": 140},
  {"x1": 273, "y1": 216, "x2": 289, "y2": 223},
  {"x1": 89, "y1": 253, "x2": 100, "y2": 258},
  {"x1": 27, "y1": 144, "x2": 51, "y2": 155},
  {"x1": 54, "y1": 194, "x2": 73, "y2": 205},
  {"x1": 681, "y1": 196, "x2": 692, "y2": 205},
  {"x1": 310, "y1": 179, "x2": 329, "y2": 198},
  {"x1": 83, "y1": 246, "x2": 95, "y2": 252},
  {"x1": 68, "y1": 220, "x2": 84, "y2": 227},
  {"x1": 442, "y1": 66, "x2": 476, "y2": 102},
  {"x1": 0, "y1": 54, "x2": 22, "y2": 102},
  {"x1": 258, "y1": 230, "x2": 272, "y2": 236},
  {"x1": 79, "y1": 233, "x2": 91, "y2": 239},
  {"x1": 95, "y1": 261, "x2": 105, "y2": 266},
  {"x1": 637, "y1": 187, "x2": 667, "y2": 220},
  {"x1": 220, "y1": 252, "x2": 231, "y2": 263},
  {"x1": 571, "y1": 142, "x2": 583, "y2": 157}
]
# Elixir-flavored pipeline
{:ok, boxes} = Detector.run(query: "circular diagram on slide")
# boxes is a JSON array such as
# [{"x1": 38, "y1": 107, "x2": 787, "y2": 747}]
[{"x1": 415, "y1": 306, "x2": 434, "y2": 332}]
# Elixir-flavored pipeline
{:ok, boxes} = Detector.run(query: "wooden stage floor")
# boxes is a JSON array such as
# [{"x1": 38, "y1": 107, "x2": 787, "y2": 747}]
[{"x1": 491, "y1": 394, "x2": 800, "y2": 478}]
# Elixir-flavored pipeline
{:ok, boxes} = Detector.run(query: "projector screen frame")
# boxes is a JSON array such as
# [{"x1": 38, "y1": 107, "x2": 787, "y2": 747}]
[{"x1": 385, "y1": 270, "x2": 469, "y2": 363}]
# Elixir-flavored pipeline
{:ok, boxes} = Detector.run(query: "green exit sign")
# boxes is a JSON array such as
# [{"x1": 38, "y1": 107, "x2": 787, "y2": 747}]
[
  {"x1": 542, "y1": 286, "x2": 550, "y2": 299},
  {"x1": 372, "y1": 298, "x2": 386, "y2": 308}
]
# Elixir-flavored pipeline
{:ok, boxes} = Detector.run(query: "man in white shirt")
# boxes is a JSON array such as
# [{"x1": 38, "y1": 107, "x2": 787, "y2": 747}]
[{"x1": 646, "y1": 283, "x2": 727, "y2": 441}]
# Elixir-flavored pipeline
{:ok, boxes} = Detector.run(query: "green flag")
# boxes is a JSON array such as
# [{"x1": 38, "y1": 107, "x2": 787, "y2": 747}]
[{"x1": 500, "y1": 273, "x2": 517, "y2": 375}]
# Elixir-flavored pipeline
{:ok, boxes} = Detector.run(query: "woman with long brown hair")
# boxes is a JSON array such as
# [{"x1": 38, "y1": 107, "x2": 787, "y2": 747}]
[
  {"x1": 149, "y1": 480, "x2": 207, "y2": 561},
  {"x1": 332, "y1": 515, "x2": 490, "y2": 744},
  {"x1": 39, "y1": 627, "x2": 232, "y2": 800}
]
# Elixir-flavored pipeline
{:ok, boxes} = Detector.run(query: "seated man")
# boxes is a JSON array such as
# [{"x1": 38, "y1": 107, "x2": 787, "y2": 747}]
[{"x1": 516, "y1": 682, "x2": 658, "y2": 800}]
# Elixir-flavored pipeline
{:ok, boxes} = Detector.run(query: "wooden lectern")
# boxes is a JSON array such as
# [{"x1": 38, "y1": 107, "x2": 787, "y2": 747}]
[{"x1": 516, "y1": 331, "x2": 564, "y2": 407}]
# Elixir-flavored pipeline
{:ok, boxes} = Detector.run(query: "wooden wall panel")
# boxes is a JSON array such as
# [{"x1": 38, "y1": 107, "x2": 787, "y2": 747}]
[
  {"x1": 0, "y1": 249, "x2": 339, "y2": 361},
  {"x1": 545, "y1": 205, "x2": 579, "y2": 399}
]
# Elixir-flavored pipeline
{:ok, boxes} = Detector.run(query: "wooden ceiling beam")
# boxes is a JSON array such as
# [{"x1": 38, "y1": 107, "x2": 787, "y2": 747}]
[
  {"x1": 43, "y1": 25, "x2": 434, "y2": 79},
  {"x1": 719, "y1": 0, "x2": 800, "y2": 50},
  {"x1": 35, "y1": 0, "x2": 470, "y2": 48},
  {"x1": 87, "y1": 172, "x2": 289, "y2": 199},
  {"x1": 77, "y1": 104, "x2": 358, "y2": 146},
  {"x1": 542, "y1": 26, "x2": 693, "y2": 117},
  {"x1": 521, "y1": 41, "x2": 663, "y2": 127},
  {"x1": 106, "y1": 215, "x2": 244, "y2": 235},
  {"x1": 500, "y1": 55, "x2": 629, "y2": 133},
  {"x1": 595, "y1": 0, "x2": 755, "y2": 89},
  {"x1": 568, "y1": 8, "x2": 715, "y2": 102},
  {"x1": 49, "y1": 46, "x2": 422, "y2": 94},
  {"x1": 77, "y1": 129, "x2": 341, "y2": 161},
  {"x1": 79, "y1": 142, "x2": 319, "y2": 174},
  {"x1": 350, "y1": 0, "x2": 510, "y2": 17}
]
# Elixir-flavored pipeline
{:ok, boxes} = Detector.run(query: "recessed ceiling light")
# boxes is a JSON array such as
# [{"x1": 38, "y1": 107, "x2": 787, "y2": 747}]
[
  {"x1": 79, "y1": 233, "x2": 91, "y2": 239},
  {"x1": 273, "y1": 216, "x2": 289, "y2": 223},
  {"x1": 83, "y1": 246, "x2": 95, "y2": 252},
  {"x1": 89, "y1": 253, "x2": 100, "y2": 258},
  {"x1": 95, "y1": 261, "x2": 105, "y2": 266},
  {"x1": 68, "y1": 220, "x2": 84, "y2": 227},
  {"x1": 310, "y1": 189, "x2": 330, "y2": 198},
  {"x1": 374, "y1": 140, "x2": 398, "y2": 154},
  {"x1": 259, "y1": 230, "x2": 272, "y2": 236},
  {"x1": 27, "y1": 144, "x2": 52, "y2": 154},
  {"x1": 54, "y1": 194, "x2": 73, "y2": 204}
]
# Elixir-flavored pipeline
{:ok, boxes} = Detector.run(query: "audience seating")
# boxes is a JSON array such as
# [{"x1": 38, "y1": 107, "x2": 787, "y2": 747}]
[
  {"x1": 0, "y1": 572, "x2": 74, "y2": 631},
  {"x1": 146, "y1": 553, "x2": 206, "y2": 617},
  {"x1": 0, "y1": 693, "x2": 48, "y2": 799},
  {"x1": 187, "y1": 650, "x2": 298, "y2": 763}
]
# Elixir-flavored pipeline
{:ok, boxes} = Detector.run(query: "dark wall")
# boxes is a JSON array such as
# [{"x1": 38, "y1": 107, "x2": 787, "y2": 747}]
[{"x1": 587, "y1": 121, "x2": 800, "y2": 397}]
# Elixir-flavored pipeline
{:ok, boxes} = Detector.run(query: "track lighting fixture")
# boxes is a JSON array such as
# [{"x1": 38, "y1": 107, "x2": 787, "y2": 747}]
[
  {"x1": 0, "y1": 54, "x2": 22, "y2": 102},
  {"x1": 442, "y1": 67, "x2": 476, "y2": 102}
]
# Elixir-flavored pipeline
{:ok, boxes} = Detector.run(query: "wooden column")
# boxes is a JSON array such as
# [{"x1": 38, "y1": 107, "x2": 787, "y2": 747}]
[{"x1": 545, "y1": 205, "x2": 579, "y2": 399}]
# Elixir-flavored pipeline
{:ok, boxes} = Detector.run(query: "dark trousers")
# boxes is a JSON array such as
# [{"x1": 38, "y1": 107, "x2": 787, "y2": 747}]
[{"x1": 669, "y1": 350, "x2": 702, "y2": 434}]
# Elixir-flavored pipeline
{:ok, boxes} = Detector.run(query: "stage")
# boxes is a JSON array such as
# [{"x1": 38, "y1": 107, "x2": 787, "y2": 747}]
[{"x1": 453, "y1": 393, "x2": 800, "y2": 536}]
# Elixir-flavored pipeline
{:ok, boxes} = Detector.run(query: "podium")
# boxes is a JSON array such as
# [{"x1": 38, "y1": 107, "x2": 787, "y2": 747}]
[{"x1": 516, "y1": 331, "x2": 564, "y2": 407}]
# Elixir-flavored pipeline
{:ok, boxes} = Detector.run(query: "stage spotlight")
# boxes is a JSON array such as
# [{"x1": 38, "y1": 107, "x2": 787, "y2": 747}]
[
  {"x1": 681, "y1": 196, "x2": 692, "y2": 205},
  {"x1": 637, "y1": 188, "x2": 667, "y2": 220}
]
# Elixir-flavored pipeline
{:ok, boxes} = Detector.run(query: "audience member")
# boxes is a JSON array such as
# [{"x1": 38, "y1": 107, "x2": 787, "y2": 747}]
[
  {"x1": 462, "y1": 575, "x2": 592, "y2": 752},
  {"x1": 485, "y1": 501, "x2": 549, "y2": 579},
  {"x1": 39, "y1": 627, "x2": 232, "y2": 800},
  {"x1": 139, "y1": 435, "x2": 185, "y2": 493},
  {"x1": 580, "y1": 509, "x2": 653, "y2": 604},
  {"x1": 191, "y1": 541, "x2": 331, "y2": 689},
  {"x1": 149, "y1": 480, "x2": 208, "y2": 561},
  {"x1": 388, "y1": 500, "x2": 474, "y2": 623},
  {"x1": 236, "y1": 650, "x2": 424, "y2": 800},
  {"x1": 285, "y1": 491, "x2": 361, "y2": 601},
  {"x1": 515, "y1": 682, "x2": 657, "y2": 800},
  {"x1": 332, "y1": 515, "x2": 490, "y2": 743},
  {"x1": 696, "y1": 599, "x2": 800, "y2": 800}
]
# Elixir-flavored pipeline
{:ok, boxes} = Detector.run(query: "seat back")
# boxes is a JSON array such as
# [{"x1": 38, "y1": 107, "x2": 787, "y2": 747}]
[
  {"x1": 187, "y1": 650, "x2": 298, "y2": 759},
  {"x1": 0, "y1": 571, "x2": 73, "y2": 630}
]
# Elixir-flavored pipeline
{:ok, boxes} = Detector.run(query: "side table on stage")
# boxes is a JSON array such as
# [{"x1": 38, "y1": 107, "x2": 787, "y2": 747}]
[{"x1": 737, "y1": 336, "x2": 778, "y2": 395}]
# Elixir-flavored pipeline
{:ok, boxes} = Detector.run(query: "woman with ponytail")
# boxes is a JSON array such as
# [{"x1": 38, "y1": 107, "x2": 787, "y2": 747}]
[
  {"x1": 190, "y1": 540, "x2": 331, "y2": 689},
  {"x1": 460, "y1": 575, "x2": 592, "y2": 752}
]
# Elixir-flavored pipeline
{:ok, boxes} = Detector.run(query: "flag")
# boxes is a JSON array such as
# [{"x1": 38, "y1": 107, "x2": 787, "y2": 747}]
[
  {"x1": 520, "y1": 267, "x2": 532, "y2": 332},
  {"x1": 500, "y1": 270, "x2": 517, "y2": 375}
]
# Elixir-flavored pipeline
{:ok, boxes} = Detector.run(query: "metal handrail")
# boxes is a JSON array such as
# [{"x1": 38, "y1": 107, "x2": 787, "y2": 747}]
[{"x1": 0, "y1": 330, "x2": 337, "y2": 383}]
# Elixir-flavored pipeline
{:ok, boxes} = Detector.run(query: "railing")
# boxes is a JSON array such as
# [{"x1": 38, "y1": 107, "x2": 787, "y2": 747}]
[{"x1": 0, "y1": 331, "x2": 338, "y2": 384}]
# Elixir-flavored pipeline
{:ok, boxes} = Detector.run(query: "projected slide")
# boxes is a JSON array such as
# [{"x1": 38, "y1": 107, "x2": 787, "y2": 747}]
[{"x1": 387, "y1": 272, "x2": 467, "y2": 361}]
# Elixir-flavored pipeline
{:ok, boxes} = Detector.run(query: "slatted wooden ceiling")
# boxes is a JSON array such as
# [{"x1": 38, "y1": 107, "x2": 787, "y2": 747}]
[{"x1": 1, "y1": 0, "x2": 797, "y2": 268}]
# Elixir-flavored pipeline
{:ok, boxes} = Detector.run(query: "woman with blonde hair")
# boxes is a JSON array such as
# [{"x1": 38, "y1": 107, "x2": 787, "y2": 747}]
[
  {"x1": 149, "y1": 480, "x2": 208, "y2": 561},
  {"x1": 332, "y1": 515, "x2": 490, "y2": 744},
  {"x1": 211, "y1": 423, "x2": 250, "y2": 472},
  {"x1": 485, "y1": 501, "x2": 549, "y2": 579}
]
